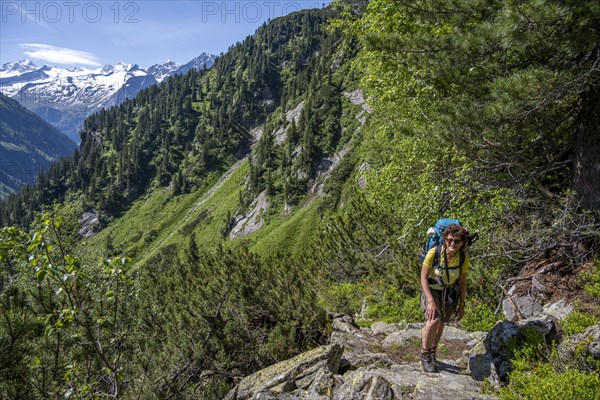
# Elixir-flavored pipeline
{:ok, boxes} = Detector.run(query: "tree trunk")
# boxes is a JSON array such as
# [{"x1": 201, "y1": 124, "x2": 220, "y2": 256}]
[{"x1": 574, "y1": 84, "x2": 600, "y2": 211}]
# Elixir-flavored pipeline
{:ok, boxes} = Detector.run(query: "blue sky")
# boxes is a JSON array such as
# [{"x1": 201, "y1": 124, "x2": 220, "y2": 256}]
[{"x1": 1, "y1": 1, "x2": 331, "y2": 69}]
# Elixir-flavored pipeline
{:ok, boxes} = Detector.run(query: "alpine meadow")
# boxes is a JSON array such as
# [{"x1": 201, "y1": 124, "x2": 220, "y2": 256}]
[{"x1": 1, "y1": 1, "x2": 599, "y2": 399}]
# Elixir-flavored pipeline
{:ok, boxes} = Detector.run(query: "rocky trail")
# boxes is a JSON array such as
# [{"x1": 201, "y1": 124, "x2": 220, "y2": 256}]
[
  {"x1": 225, "y1": 315, "x2": 496, "y2": 400},
  {"x1": 224, "y1": 304, "x2": 600, "y2": 400}
]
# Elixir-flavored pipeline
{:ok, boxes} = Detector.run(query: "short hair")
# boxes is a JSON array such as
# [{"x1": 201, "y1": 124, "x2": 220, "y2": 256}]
[{"x1": 443, "y1": 224, "x2": 468, "y2": 242}]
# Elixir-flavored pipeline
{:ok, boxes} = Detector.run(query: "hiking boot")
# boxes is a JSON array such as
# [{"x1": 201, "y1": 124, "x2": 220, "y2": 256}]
[
  {"x1": 421, "y1": 350, "x2": 437, "y2": 373},
  {"x1": 431, "y1": 346, "x2": 438, "y2": 366}
]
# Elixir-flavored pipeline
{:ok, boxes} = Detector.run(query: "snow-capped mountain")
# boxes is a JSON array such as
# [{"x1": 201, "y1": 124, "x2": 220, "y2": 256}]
[
  {"x1": 0, "y1": 59, "x2": 39, "y2": 77},
  {"x1": 0, "y1": 55, "x2": 216, "y2": 143},
  {"x1": 147, "y1": 60, "x2": 180, "y2": 83},
  {"x1": 146, "y1": 53, "x2": 217, "y2": 82},
  {"x1": 175, "y1": 53, "x2": 217, "y2": 76}
]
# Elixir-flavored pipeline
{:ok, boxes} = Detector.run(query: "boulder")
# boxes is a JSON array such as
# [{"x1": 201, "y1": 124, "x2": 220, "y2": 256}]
[
  {"x1": 225, "y1": 344, "x2": 343, "y2": 400},
  {"x1": 330, "y1": 315, "x2": 394, "y2": 369},
  {"x1": 333, "y1": 364, "x2": 496, "y2": 400},
  {"x1": 370, "y1": 321, "x2": 403, "y2": 336},
  {"x1": 558, "y1": 324, "x2": 600, "y2": 364},
  {"x1": 502, "y1": 293, "x2": 543, "y2": 321},
  {"x1": 381, "y1": 323, "x2": 422, "y2": 350},
  {"x1": 543, "y1": 299, "x2": 574, "y2": 320},
  {"x1": 462, "y1": 316, "x2": 560, "y2": 382}
]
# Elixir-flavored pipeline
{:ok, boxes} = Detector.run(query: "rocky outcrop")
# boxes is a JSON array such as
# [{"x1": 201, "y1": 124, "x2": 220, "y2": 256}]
[
  {"x1": 460, "y1": 315, "x2": 560, "y2": 383},
  {"x1": 558, "y1": 324, "x2": 600, "y2": 367},
  {"x1": 230, "y1": 191, "x2": 269, "y2": 239},
  {"x1": 225, "y1": 315, "x2": 500, "y2": 399},
  {"x1": 501, "y1": 258, "x2": 588, "y2": 322},
  {"x1": 78, "y1": 210, "x2": 100, "y2": 238},
  {"x1": 224, "y1": 344, "x2": 343, "y2": 400},
  {"x1": 224, "y1": 309, "x2": 576, "y2": 399}
]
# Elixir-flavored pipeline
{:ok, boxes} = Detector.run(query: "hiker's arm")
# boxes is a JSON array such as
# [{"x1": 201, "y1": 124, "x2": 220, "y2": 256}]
[
  {"x1": 420, "y1": 264, "x2": 437, "y2": 320},
  {"x1": 456, "y1": 271, "x2": 467, "y2": 320}
]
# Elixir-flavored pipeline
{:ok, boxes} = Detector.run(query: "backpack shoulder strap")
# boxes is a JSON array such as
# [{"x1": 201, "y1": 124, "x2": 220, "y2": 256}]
[
  {"x1": 433, "y1": 244, "x2": 442, "y2": 266},
  {"x1": 459, "y1": 249, "x2": 465, "y2": 268}
]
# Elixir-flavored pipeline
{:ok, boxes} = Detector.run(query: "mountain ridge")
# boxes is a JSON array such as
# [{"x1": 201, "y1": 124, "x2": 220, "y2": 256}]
[{"x1": 0, "y1": 53, "x2": 217, "y2": 142}]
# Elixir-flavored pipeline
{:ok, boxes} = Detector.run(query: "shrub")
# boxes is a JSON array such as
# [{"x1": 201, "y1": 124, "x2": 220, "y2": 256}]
[
  {"x1": 319, "y1": 282, "x2": 369, "y2": 316},
  {"x1": 320, "y1": 281, "x2": 422, "y2": 325},
  {"x1": 495, "y1": 325, "x2": 600, "y2": 399},
  {"x1": 364, "y1": 286, "x2": 409, "y2": 323},
  {"x1": 460, "y1": 299, "x2": 499, "y2": 332},
  {"x1": 562, "y1": 311, "x2": 598, "y2": 337},
  {"x1": 497, "y1": 364, "x2": 600, "y2": 400},
  {"x1": 582, "y1": 260, "x2": 600, "y2": 299},
  {"x1": 259, "y1": 321, "x2": 298, "y2": 362}
]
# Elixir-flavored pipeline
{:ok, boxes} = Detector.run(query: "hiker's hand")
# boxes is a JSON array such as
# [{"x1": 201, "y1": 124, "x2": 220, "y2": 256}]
[
  {"x1": 456, "y1": 304, "x2": 465, "y2": 321},
  {"x1": 425, "y1": 303, "x2": 437, "y2": 321}
]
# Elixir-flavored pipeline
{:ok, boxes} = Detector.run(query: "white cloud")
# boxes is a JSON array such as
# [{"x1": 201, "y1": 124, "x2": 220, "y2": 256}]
[{"x1": 21, "y1": 44, "x2": 101, "y2": 66}]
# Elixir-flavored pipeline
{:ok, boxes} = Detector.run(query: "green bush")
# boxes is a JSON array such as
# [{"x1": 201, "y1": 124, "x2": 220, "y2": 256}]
[
  {"x1": 319, "y1": 282, "x2": 369, "y2": 316},
  {"x1": 364, "y1": 286, "x2": 421, "y2": 324},
  {"x1": 497, "y1": 364, "x2": 600, "y2": 400},
  {"x1": 400, "y1": 293, "x2": 423, "y2": 322},
  {"x1": 460, "y1": 299, "x2": 499, "y2": 332},
  {"x1": 364, "y1": 286, "x2": 407, "y2": 323},
  {"x1": 319, "y1": 281, "x2": 422, "y2": 325},
  {"x1": 495, "y1": 324, "x2": 600, "y2": 399},
  {"x1": 562, "y1": 311, "x2": 598, "y2": 337},
  {"x1": 259, "y1": 321, "x2": 299, "y2": 362},
  {"x1": 582, "y1": 260, "x2": 600, "y2": 299}
]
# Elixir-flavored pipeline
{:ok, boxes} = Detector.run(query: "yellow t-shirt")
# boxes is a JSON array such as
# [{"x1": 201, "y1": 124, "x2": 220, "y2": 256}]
[{"x1": 423, "y1": 246, "x2": 469, "y2": 290}]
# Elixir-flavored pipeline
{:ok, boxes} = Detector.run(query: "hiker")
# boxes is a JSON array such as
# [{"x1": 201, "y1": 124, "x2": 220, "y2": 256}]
[{"x1": 420, "y1": 223, "x2": 469, "y2": 372}]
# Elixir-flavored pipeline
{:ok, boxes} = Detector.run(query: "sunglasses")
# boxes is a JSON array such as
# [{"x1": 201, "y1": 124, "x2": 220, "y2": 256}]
[{"x1": 446, "y1": 238, "x2": 462, "y2": 244}]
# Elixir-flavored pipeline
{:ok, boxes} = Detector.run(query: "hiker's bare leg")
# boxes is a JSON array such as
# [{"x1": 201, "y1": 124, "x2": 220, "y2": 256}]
[
  {"x1": 422, "y1": 318, "x2": 441, "y2": 350},
  {"x1": 434, "y1": 322, "x2": 445, "y2": 346}
]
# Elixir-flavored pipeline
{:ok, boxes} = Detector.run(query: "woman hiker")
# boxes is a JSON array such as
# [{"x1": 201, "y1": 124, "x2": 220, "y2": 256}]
[{"x1": 420, "y1": 223, "x2": 469, "y2": 372}]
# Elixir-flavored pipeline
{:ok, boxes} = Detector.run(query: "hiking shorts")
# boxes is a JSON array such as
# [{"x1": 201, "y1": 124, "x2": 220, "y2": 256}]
[{"x1": 421, "y1": 288, "x2": 458, "y2": 323}]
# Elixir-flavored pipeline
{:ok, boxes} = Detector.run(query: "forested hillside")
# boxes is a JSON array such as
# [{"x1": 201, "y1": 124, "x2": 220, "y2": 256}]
[
  {"x1": 1, "y1": 1, "x2": 599, "y2": 399},
  {"x1": 0, "y1": 8, "x2": 350, "y2": 230},
  {"x1": 0, "y1": 93, "x2": 75, "y2": 199}
]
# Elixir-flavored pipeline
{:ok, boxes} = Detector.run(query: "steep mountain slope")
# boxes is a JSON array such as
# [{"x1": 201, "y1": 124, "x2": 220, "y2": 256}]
[
  {"x1": 0, "y1": 93, "x2": 76, "y2": 199},
  {"x1": 0, "y1": 55, "x2": 216, "y2": 142}
]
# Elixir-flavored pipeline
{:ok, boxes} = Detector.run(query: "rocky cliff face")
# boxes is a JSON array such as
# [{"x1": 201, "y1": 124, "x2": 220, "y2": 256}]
[{"x1": 224, "y1": 304, "x2": 599, "y2": 400}]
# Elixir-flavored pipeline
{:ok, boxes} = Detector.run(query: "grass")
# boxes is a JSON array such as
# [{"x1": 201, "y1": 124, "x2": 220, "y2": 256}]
[
  {"x1": 87, "y1": 161, "x2": 248, "y2": 270},
  {"x1": 86, "y1": 158, "x2": 325, "y2": 271},
  {"x1": 248, "y1": 197, "x2": 322, "y2": 258}
]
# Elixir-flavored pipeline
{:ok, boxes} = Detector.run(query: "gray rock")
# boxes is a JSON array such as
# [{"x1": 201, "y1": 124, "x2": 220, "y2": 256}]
[
  {"x1": 462, "y1": 316, "x2": 559, "y2": 382},
  {"x1": 442, "y1": 325, "x2": 479, "y2": 341},
  {"x1": 381, "y1": 323, "x2": 422, "y2": 349},
  {"x1": 226, "y1": 344, "x2": 343, "y2": 400},
  {"x1": 334, "y1": 364, "x2": 497, "y2": 399},
  {"x1": 502, "y1": 294, "x2": 543, "y2": 321},
  {"x1": 543, "y1": 299, "x2": 574, "y2": 320},
  {"x1": 78, "y1": 211, "x2": 100, "y2": 238},
  {"x1": 230, "y1": 315, "x2": 503, "y2": 399},
  {"x1": 462, "y1": 337, "x2": 495, "y2": 381},
  {"x1": 516, "y1": 315, "x2": 557, "y2": 337},
  {"x1": 558, "y1": 324, "x2": 600, "y2": 363},
  {"x1": 330, "y1": 316, "x2": 393, "y2": 368},
  {"x1": 370, "y1": 321, "x2": 403, "y2": 336}
]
